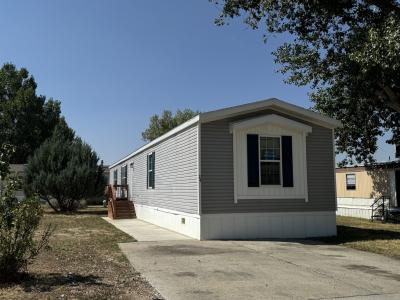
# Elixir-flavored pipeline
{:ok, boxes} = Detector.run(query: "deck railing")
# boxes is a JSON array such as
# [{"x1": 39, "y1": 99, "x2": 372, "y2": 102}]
[{"x1": 371, "y1": 196, "x2": 390, "y2": 222}]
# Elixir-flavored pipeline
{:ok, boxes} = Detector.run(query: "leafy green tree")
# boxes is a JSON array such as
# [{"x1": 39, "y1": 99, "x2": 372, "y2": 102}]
[
  {"x1": 24, "y1": 120, "x2": 105, "y2": 212},
  {"x1": 0, "y1": 63, "x2": 61, "y2": 164},
  {"x1": 0, "y1": 173, "x2": 52, "y2": 282},
  {"x1": 142, "y1": 109, "x2": 199, "y2": 141},
  {"x1": 212, "y1": 0, "x2": 400, "y2": 164}
]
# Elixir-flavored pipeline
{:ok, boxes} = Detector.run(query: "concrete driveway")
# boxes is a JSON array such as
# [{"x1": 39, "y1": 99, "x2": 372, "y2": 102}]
[{"x1": 120, "y1": 240, "x2": 400, "y2": 300}]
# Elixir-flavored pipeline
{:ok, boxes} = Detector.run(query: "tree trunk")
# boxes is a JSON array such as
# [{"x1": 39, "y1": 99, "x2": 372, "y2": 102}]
[
  {"x1": 378, "y1": 84, "x2": 400, "y2": 112},
  {"x1": 44, "y1": 196, "x2": 59, "y2": 213}
]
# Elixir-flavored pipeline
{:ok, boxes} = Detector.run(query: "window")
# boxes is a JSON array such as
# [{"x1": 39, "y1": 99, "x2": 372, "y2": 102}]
[
  {"x1": 147, "y1": 152, "x2": 155, "y2": 189},
  {"x1": 113, "y1": 169, "x2": 118, "y2": 185},
  {"x1": 260, "y1": 136, "x2": 281, "y2": 185},
  {"x1": 346, "y1": 174, "x2": 356, "y2": 190},
  {"x1": 121, "y1": 165, "x2": 128, "y2": 186}
]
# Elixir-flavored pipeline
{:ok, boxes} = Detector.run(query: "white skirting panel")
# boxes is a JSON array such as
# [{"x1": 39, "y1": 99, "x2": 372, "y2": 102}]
[
  {"x1": 336, "y1": 198, "x2": 373, "y2": 219},
  {"x1": 134, "y1": 204, "x2": 201, "y2": 239},
  {"x1": 200, "y1": 211, "x2": 337, "y2": 240}
]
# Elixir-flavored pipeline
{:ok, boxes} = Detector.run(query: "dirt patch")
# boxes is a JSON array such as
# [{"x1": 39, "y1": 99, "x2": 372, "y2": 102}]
[{"x1": 0, "y1": 207, "x2": 161, "y2": 299}]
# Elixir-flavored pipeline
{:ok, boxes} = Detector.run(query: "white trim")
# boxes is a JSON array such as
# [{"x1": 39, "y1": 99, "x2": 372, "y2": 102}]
[
  {"x1": 200, "y1": 211, "x2": 336, "y2": 239},
  {"x1": 202, "y1": 98, "x2": 341, "y2": 129},
  {"x1": 230, "y1": 114, "x2": 312, "y2": 134},
  {"x1": 232, "y1": 116, "x2": 310, "y2": 203},
  {"x1": 109, "y1": 115, "x2": 200, "y2": 168}
]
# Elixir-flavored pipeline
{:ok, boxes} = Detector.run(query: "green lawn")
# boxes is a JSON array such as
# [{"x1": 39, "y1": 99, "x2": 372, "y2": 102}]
[
  {"x1": 0, "y1": 206, "x2": 159, "y2": 299},
  {"x1": 320, "y1": 216, "x2": 400, "y2": 259}
]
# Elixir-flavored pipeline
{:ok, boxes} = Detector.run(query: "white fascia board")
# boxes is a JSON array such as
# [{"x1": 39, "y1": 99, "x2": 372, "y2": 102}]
[
  {"x1": 200, "y1": 98, "x2": 341, "y2": 129},
  {"x1": 109, "y1": 115, "x2": 200, "y2": 168},
  {"x1": 229, "y1": 114, "x2": 313, "y2": 134}
]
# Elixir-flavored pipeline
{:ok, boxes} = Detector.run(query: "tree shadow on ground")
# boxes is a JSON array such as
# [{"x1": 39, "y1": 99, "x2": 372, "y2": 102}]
[
  {"x1": 223, "y1": 225, "x2": 400, "y2": 246},
  {"x1": 73, "y1": 209, "x2": 107, "y2": 216},
  {"x1": 318, "y1": 225, "x2": 400, "y2": 244},
  {"x1": 44, "y1": 209, "x2": 107, "y2": 216},
  {"x1": 1, "y1": 272, "x2": 110, "y2": 293}
]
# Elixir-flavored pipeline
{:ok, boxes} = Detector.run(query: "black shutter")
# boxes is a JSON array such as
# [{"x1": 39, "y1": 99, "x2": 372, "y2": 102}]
[
  {"x1": 282, "y1": 136, "x2": 294, "y2": 187},
  {"x1": 146, "y1": 154, "x2": 149, "y2": 188},
  {"x1": 247, "y1": 134, "x2": 260, "y2": 187},
  {"x1": 152, "y1": 152, "x2": 155, "y2": 189}
]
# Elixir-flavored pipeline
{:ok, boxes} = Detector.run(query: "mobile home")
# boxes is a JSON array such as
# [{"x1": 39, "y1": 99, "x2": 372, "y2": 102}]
[{"x1": 109, "y1": 98, "x2": 340, "y2": 239}]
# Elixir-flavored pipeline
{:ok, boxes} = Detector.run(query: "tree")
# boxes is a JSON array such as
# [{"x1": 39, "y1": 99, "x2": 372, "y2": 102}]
[
  {"x1": 212, "y1": 0, "x2": 400, "y2": 165},
  {"x1": 0, "y1": 63, "x2": 61, "y2": 164},
  {"x1": 24, "y1": 120, "x2": 105, "y2": 212},
  {"x1": 142, "y1": 109, "x2": 199, "y2": 141}
]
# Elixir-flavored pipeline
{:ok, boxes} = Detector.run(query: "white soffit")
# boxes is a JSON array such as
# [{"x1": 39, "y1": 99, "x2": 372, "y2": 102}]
[{"x1": 229, "y1": 114, "x2": 313, "y2": 134}]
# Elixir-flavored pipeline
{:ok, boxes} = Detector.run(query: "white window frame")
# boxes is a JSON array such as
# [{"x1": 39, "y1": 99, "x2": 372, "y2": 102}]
[{"x1": 259, "y1": 135, "x2": 282, "y2": 186}]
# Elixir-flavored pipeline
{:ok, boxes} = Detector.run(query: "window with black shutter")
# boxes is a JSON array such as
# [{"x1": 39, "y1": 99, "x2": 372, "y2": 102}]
[
  {"x1": 248, "y1": 134, "x2": 294, "y2": 188},
  {"x1": 281, "y1": 136, "x2": 294, "y2": 187},
  {"x1": 247, "y1": 134, "x2": 260, "y2": 187},
  {"x1": 147, "y1": 152, "x2": 155, "y2": 189}
]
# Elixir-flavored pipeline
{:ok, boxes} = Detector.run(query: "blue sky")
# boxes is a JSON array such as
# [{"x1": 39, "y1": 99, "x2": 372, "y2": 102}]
[{"x1": 0, "y1": 0, "x2": 394, "y2": 164}]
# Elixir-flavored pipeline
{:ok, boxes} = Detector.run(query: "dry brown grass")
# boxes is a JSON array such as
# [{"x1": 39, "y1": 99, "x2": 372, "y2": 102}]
[
  {"x1": 0, "y1": 206, "x2": 161, "y2": 299},
  {"x1": 320, "y1": 216, "x2": 400, "y2": 259}
]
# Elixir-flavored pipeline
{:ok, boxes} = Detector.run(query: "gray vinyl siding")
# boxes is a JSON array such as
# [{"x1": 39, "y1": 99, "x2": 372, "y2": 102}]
[
  {"x1": 110, "y1": 124, "x2": 199, "y2": 214},
  {"x1": 201, "y1": 109, "x2": 336, "y2": 214}
]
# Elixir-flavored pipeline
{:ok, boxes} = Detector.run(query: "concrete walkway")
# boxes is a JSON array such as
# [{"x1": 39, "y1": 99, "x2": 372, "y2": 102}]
[
  {"x1": 120, "y1": 240, "x2": 400, "y2": 300},
  {"x1": 102, "y1": 217, "x2": 192, "y2": 241}
]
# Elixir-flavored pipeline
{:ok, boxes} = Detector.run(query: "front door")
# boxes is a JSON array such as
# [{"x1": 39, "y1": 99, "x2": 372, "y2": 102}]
[{"x1": 396, "y1": 170, "x2": 400, "y2": 207}]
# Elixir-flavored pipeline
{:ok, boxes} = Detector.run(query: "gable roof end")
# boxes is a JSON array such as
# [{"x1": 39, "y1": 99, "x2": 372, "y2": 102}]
[
  {"x1": 199, "y1": 98, "x2": 341, "y2": 129},
  {"x1": 109, "y1": 98, "x2": 340, "y2": 169}
]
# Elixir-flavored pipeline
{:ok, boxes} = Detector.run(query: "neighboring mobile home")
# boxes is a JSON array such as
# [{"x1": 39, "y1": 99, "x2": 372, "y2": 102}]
[
  {"x1": 336, "y1": 162, "x2": 400, "y2": 219},
  {"x1": 109, "y1": 98, "x2": 340, "y2": 239}
]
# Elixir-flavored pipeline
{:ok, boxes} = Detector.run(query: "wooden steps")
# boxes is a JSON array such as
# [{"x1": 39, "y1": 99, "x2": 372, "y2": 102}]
[
  {"x1": 111, "y1": 200, "x2": 136, "y2": 219},
  {"x1": 105, "y1": 184, "x2": 136, "y2": 219}
]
